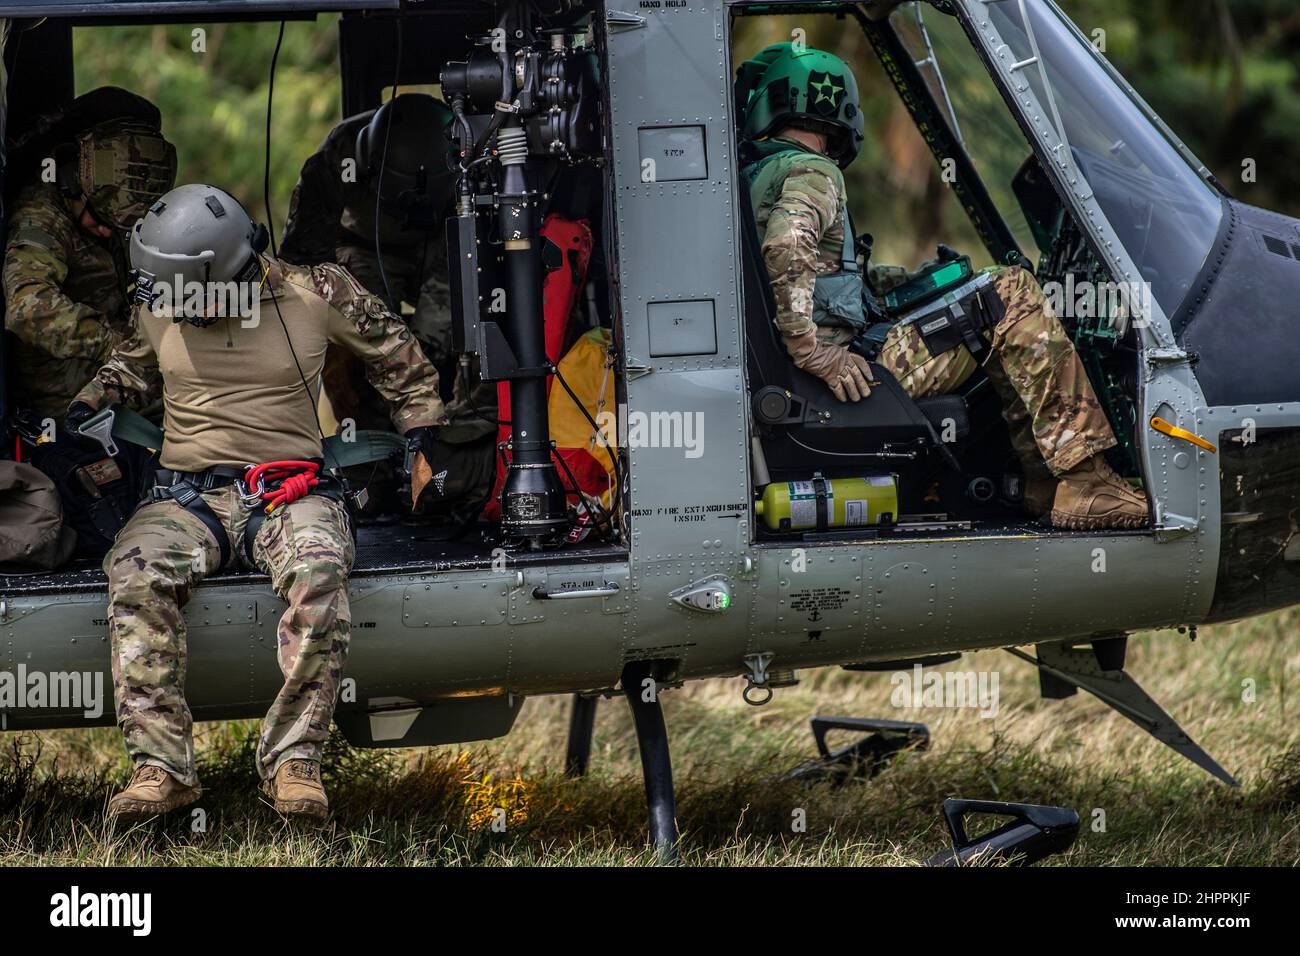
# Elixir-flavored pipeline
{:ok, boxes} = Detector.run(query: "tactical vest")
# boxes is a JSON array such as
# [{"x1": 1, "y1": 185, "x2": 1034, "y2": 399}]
[{"x1": 743, "y1": 144, "x2": 867, "y2": 332}]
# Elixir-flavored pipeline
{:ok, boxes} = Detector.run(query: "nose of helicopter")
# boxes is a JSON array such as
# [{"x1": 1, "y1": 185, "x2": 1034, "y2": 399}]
[{"x1": 1200, "y1": 416, "x2": 1300, "y2": 624}]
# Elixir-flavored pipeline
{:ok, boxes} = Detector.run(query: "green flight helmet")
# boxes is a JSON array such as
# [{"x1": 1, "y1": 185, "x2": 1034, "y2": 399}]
[{"x1": 736, "y1": 43, "x2": 865, "y2": 169}]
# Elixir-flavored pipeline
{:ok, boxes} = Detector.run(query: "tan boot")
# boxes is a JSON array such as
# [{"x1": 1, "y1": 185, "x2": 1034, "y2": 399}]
[
  {"x1": 108, "y1": 765, "x2": 201, "y2": 823},
  {"x1": 1051, "y1": 454, "x2": 1149, "y2": 530},
  {"x1": 263, "y1": 759, "x2": 329, "y2": 821}
]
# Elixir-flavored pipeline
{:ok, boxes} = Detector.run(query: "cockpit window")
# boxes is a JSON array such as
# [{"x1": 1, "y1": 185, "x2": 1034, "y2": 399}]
[
  {"x1": 978, "y1": 0, "x2": 1225, "y2": 318},
  {"x1": 891, "y1": 4, "x2": 1042, "y2": 265}
]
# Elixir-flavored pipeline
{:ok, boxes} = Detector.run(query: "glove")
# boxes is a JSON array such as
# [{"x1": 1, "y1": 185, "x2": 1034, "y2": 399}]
[
  {"x1": 404, "y1": 426, "x2": 441, "y2": 510},
  {"x1": 65, "y1": 401, "x2": 98, "y2": 436},
  {"x1": 782, "y1": 328, "x2": 873, "y2": 402}
]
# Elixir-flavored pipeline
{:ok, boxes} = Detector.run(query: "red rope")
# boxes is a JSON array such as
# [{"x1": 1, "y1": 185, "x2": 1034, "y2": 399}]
[{"x1": 245, "y1": 459, "x2": 320, "y2": 513}]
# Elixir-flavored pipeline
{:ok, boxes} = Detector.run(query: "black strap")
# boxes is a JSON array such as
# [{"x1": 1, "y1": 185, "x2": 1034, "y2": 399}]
[
  {"x1": 966, "y1": 283, "x2": 1006, "y2": 359},
  {"x1": 241, "y1": 485, "x2": 354, "y2": 567},
  {"x1": 163, "y1": 481, "x2": 232, "y2": 570},
  {"x1": 243, "y1": 509, "x2": 267, "y2": 567},
  {"x1": 951, "y1": 298, "x2": 987, "y2": 360},
  {"x1": 157, "y1": 465, "x2": 245, "y2": 492},
  {"x1": 813, "y1": 476, "x2": 831, "y2": 533}
]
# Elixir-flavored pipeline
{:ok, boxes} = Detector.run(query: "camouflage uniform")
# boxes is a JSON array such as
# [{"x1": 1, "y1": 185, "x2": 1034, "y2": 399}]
[
  {"x1": 3, "y1": 116, "x2": 174, "y2": 419},
  {"x1": 89, "y1": 259, "x2": 445, "y2": 784},
  {"x1": 281, "y1": 110, "x2": 453, "y2": 431},
  {"x1": 753, "y1": 137, "x2": 1116, "y2": 477},
  {"x1": 2, "y1": 183, "x2": 129, "y2": 418},
  {"x1": 107, "y1": 490, "x2": 353, "y2": 786}
]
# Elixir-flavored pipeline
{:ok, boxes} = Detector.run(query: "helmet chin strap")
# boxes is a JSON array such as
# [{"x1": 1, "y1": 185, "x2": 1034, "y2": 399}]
[{"x1": 175, "y1": 255, "x2": 268, "y2": 329}]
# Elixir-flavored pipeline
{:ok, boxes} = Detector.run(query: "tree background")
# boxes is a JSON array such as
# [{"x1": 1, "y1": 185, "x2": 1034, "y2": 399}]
[{"x1": 68, "y1": 1, "x2": 1300, "y2": 265}]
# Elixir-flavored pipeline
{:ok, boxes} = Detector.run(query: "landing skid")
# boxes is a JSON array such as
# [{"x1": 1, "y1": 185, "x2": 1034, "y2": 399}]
[
  {"x1": 563, "y1": 667, "x2": 680, "y2": 863},
  {"x1": 563, "y1": 685, "x2": 1079, "y2": 865},
  {"x1": 1008, "y1": 642, "x2": 1240, "y2": 787},
  {"x1": 925, "y1": 799, "x2": 1080, "y2": 866},
  {"x1": 564, "y1": 694, "x2": 599, "y2": 778},
  {"x1": 784, "y1": 716, "x2": 930, "y2": 784},
  {"x1": 621, "y1": 661, "x2": 680, "y2": 863}
]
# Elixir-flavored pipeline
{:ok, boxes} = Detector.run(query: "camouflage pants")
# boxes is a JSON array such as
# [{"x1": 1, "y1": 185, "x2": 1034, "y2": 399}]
[
  {"x1": 105, "y1": 488, "x2": 354, "y2": 786},
  {"x1": 874, "y1": 266, "x2": 1116, "y2": 477}
]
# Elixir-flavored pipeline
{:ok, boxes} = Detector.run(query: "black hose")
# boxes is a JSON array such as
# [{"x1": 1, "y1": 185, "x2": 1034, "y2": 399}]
[
  {"x1": 263, "y1": 20, "x2": 286, "y2": 257},
  {"x1": 373, "y1": 15, "x2": 405, "y2": 307}
]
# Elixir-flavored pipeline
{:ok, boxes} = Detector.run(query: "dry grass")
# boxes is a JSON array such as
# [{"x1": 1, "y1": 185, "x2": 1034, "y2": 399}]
[{"x1": 1, "y1": 609, "x2": 1297, "y2": 866}]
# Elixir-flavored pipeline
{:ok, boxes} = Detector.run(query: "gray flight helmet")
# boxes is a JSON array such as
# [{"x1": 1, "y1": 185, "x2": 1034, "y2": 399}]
[{"x1": 130, "y1": 183, "x2": 269, "y2": 326}]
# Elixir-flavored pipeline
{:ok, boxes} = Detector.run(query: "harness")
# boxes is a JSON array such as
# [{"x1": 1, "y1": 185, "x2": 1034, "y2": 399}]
[
  {"x1": 742, "y1": 140, "x2": 1009, "y2": 364},
  {"x1": 151, "y1": 459, "x2": 348, "y2": 570},
  {"x1": 102, "y1": 405, "x2": 402, "y2": 570},
  {"x1": 744, "y1": 144, "x2": 871, "y2": 334}
]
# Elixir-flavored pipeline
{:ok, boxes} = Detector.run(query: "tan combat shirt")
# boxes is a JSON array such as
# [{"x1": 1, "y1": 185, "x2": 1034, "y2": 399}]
[{"x1": 75, "y1": 258, "x2": 446, "y2": 472}]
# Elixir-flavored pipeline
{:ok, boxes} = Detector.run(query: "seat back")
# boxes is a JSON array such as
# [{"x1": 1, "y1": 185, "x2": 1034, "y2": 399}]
[{"x1": 737, "y1": 183, "x2": 959, "y2": 481}]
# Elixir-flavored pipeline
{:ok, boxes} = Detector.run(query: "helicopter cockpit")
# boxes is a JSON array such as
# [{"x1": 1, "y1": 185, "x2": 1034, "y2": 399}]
[{"x1": 730, "y1": 0, "x2": 1221, "y2": 541}]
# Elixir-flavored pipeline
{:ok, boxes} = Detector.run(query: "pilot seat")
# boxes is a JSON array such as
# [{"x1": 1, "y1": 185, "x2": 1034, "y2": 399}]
[{"x1": 739, "y1": 192, "x2": 976, "y2": 519}]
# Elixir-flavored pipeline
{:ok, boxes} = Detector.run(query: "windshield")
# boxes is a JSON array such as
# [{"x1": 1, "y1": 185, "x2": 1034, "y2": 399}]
[
  {"x1": 973, "y1": 0, "x2": 1225, "y2": 317},
  {"x1": 893, "y1": 3, "x2": 1042, "y2": 264}
]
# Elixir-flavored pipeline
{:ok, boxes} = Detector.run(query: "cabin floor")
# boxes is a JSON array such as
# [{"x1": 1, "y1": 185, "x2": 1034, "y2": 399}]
[
  {"x1": 754, "y1": 520, "x2": 1152, "y2": 547},
  {"x1": 0, "y1": 521, "x2": 626, "y2": 596}
]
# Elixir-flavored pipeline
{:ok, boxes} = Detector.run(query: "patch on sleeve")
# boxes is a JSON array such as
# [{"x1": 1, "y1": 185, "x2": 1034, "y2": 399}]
[
  {"x1": 7, "y1": 193, "x2": 74, "y2": 255},
  {"x1": 7, "y1": 218, "x2": 66, "y2": 256},
  {"x1": 310, "y1": 261, "x2": 395, "y2": 336}
]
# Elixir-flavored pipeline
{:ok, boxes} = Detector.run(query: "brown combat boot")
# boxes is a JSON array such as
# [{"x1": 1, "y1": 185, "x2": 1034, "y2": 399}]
[
  {"x1": 1050, "y1": 453, "x2": 1149, "y2": 530},
  {"x1": 108, "y1": 765, "x2": 201, "y2": 823},
  {"x1": 263, "y1": 759, "x2": 329, "y2": 821}
]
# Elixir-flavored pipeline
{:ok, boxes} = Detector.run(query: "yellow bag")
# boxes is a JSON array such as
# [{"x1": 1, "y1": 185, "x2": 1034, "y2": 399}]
[{"x1": 547, "y1": 328, "x2": 617, "y2": 505}]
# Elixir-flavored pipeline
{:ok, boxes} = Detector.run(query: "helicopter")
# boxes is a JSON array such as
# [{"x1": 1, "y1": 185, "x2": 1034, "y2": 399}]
[{"x1": 0, "y1": 0, "x2": 1296, "y2": 865}]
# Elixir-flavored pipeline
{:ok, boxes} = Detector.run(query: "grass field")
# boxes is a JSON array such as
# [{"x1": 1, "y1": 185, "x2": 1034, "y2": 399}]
[{"x1": 1, "y1": 610, "x2": 1297, "y2": 866}]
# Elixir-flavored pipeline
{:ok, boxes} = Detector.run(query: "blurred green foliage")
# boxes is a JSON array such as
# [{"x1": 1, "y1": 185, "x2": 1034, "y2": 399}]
[
  {"x1": 59, "y1": 1, "x2": 1300, "y2": 267},
  {"x1": 72, "y1": 16, "x2": 343, "y2": 242}
]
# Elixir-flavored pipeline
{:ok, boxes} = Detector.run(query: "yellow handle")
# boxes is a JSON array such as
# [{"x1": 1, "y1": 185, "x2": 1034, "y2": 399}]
[{"x1": 1150, "y1": 416, "x2": 1217, "y2": 453}]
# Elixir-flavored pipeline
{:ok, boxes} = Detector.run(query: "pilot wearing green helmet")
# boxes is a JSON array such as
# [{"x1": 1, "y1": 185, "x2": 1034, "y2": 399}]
[{"x1": 737, "y1": 42, "x2": 1147, "y2": 531}]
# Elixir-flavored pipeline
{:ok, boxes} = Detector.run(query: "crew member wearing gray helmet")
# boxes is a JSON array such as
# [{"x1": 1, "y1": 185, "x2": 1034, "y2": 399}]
[{"x1": 67, "y1": 184, "x2": 447, "y2": 823}]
